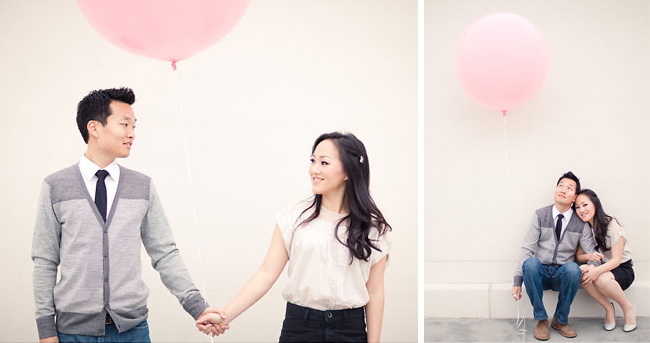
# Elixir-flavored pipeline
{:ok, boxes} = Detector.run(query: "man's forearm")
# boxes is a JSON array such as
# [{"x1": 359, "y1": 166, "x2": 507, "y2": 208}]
[{"x1": 33, "y1": 258, "x2": 58, "y2": 339}]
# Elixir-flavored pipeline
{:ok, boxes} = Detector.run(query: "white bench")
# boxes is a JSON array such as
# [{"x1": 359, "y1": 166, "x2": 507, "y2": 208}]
[{"x1": 424, "y1": 281, "x2": 649, "y2": 318}]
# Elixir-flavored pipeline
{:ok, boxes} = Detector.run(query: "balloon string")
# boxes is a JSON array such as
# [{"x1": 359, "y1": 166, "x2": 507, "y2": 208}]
[
  {"x1": 516, "y1": 301, "x2": 527, "y2": 339},
  {"x1": 503, "y1": 113, "x2": 512, "y2": 233},
  {"x1": 505, "y1": 113, "x2": 523, "y2": 340},
  {"x1": 173, "y1": 68, "x2": 214, "y2": 343}
]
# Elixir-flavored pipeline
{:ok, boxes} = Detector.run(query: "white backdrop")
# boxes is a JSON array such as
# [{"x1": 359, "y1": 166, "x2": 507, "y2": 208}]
[
  {"x1": 0, "y1": 1, "x2": 417, "y2": 341},
  {"x1": 425, "y1": 0, "x2": 649, "y2": 315}
]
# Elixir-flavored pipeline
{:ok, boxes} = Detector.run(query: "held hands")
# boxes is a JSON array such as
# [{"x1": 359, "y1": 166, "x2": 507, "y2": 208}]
[
  {"x1": 511, "y1": 286, "x2": 522, "y2": 301},
  {"x1": 196, "y1": 307, "x2": 230, "y2": 337},
  {"x1": 580, "y1": 264, "x2": 601, "y2": 286}
]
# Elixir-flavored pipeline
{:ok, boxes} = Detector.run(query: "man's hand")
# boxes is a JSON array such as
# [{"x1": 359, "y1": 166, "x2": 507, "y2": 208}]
[
  {"x1": 196, "y1": 307, "x2": 230, "y2": 336},
  {"x1": 39, "y1": 336, "x2": 59, "y2": 343},
  {"x1": 512, "y1": 286, "x2": 522, "y2": 301}
]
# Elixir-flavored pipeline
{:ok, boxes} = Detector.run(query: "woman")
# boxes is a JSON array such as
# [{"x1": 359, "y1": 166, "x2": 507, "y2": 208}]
[
  {"x1": 575, "y1": 189, "x2": 636, "y2": 332},
  {"x1": 197, "y1": 132, "x2": 391, "y2": 342}
]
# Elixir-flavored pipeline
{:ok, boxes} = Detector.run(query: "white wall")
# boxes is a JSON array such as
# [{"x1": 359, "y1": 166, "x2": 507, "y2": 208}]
[
  {"x1": 0, "y1": 1, "x2": 417, "y2": 341},
  {"x1": 425, "y1": 0, "x2": 649, "y2": 318}
]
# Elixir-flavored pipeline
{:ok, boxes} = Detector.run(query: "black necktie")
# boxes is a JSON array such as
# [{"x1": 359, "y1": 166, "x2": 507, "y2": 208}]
[
  {"x1": 555, "y1": 214, "x2": 564, "y2": 241},
  {"x1": 95, "y1": 170, "x2": 109, "y2": 222}
]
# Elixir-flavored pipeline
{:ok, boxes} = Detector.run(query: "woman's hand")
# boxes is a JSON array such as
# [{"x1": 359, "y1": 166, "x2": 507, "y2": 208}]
[
  {"x1": 196, "y1": 307, "x2": 229, "y2": 336},
  {"x1": 580, "y1": 265, "x2": 602, "y2": 285},
  {"x1": 576, "y1": 245, "x2": 604, "y2": 263},
  {"x1": 584, "y1": 252, "x2": 604, "y2": 262}
]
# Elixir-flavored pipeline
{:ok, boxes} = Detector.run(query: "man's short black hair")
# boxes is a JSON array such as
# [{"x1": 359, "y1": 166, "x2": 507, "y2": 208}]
[
  {"x1": 76, "y1": 88, "x2": 135, "y2": 143},
  {"x1": 557, "y1": 171, "x2": 581, "y2": 194}
]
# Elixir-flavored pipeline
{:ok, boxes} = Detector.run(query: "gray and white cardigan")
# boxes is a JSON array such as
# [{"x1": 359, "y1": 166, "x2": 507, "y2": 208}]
[
  {"x1": 514, "y1": 204, "x2": 601, "y2": 287},
  {"x1": 32, "y1": 164, "x2": 207, "y2": 338}
]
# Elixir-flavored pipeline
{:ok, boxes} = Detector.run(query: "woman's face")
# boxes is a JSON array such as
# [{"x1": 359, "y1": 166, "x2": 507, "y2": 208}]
[
  {"x1": 309, "y1": 139, "x2": 347, "y2": 197},
  {"x1": 574, "y1": 194, "x2": 595, "y2": 224}
]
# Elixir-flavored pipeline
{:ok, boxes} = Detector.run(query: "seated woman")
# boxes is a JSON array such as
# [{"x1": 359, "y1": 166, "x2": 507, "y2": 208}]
[{"x1": 575, "y1": 189, "x2": 636, "y2": 332}]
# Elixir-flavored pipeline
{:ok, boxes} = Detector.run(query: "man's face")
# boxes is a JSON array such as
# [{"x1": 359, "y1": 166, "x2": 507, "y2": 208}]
[
  {"x1": 94, "y1": 101, "x2": 136, "y2": 159},
  {"x1": 554, "y1": 178, "x2": 577, "y2": 208}
]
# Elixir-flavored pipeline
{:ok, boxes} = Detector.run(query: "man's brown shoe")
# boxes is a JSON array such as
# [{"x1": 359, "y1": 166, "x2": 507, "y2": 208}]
[
  {"x1": 534, "y1": 319, "x2": 550, "y2": 341},
  {"x1": 551, "y1": 317, "x2": 577, "y2": 338}
]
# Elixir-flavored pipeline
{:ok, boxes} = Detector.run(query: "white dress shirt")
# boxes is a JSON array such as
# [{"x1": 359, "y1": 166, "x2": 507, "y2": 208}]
[
  {"x1": 78, "y1": 155, "x2": 120, "y2": 218},
  {"x1": 552, "y1": 205, "x2": 573, "y2": 239},
  {"x1": 276, "y1": 201, "x2": 390, "y2": 311}
]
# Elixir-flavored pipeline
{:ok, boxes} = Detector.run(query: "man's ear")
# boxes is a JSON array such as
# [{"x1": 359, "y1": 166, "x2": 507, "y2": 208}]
[{"x1": 87, "y1": 120, "x2": 100, "y2": 139}]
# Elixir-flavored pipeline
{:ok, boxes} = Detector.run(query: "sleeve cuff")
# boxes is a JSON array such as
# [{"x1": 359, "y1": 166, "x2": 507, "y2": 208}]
[
  {"x1": 182, "y1": 292, "x2": 209, "y2": 320},
  {"x1": 587, "y1": 260, "x2": 601, "y2": 267},
  {"x1": 36, "y1": 315, "x2": 57, "y2": 339},
  {"x1": 513, "y1": 275, "x2": 523, "y2": 287}
]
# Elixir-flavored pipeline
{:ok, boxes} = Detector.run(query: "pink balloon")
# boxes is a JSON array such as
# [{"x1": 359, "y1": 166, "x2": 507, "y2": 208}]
[
  {"x1": 76, "y1": 0, "x2": 250, "y2": 67},
  {"x1": 455, "y1": 13, "x2": 549, "y2": 113}
]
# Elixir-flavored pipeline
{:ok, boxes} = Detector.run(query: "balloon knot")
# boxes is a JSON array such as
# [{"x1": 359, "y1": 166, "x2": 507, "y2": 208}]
[
  {"x1": 171, "y1": 61, "x2": 177, "y2": 71},
  {"x1": 502, "y1": 111, "x2": 507, "y2": 117}
]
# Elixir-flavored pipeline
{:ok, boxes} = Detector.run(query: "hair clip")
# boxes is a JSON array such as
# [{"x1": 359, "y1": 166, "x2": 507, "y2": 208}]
[{"x1": 359, "y1": 156, "x2": 364, "y2": 164}]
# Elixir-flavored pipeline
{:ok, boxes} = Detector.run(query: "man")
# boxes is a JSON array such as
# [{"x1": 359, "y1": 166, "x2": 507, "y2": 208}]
[
  {"x1": 512, "y1": 171, "x2": 600, "y2": 341},
  {"x1": 32, "y1": 88, "x2": 223, "y2": 342}
]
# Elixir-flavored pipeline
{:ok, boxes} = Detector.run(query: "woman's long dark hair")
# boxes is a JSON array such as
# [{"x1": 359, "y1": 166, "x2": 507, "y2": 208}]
[
  {"x1": 298, "y1": 132, "x2": 391, "y2": 262},
  {"x1": 577, "y1": 189, "x2": 618, "y2": 252}
]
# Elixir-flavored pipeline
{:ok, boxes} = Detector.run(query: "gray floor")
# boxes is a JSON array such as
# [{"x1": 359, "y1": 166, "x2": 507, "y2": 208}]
[{"x1": 425, "y1": 317, "x2": 649, "y2": 342}]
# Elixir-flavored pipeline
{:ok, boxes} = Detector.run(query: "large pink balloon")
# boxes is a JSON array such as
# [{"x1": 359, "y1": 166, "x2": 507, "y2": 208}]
[
  {"x1": 455, "y1": 13, "x2": 549, "y2": 113},
  {"x1": 76, "y1": 0, "x2": 250, "y2": 67}
]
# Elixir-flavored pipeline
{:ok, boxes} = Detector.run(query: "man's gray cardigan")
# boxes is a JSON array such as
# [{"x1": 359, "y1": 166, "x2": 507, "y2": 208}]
[
  {"x1": 514, "y1": 204, "x2": 600, "y2": 287},
  {"x1": 32, "y1": 164, "x2": 207, "y2": 338}
]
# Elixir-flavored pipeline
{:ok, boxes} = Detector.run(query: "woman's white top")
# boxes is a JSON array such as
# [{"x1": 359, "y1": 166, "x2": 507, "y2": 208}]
[
  {"x1": 276, "y1": 201, "x2": 390, "y2": 311},
  {"x1": 598, "y1": 219, "x2": 632, "y2": 264}
]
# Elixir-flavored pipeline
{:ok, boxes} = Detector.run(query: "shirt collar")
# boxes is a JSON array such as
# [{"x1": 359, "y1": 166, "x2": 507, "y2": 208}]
[
  {"x1": 79, "y1": 154, "x2": 120, "y2": 182},
  {"x1": 552, "y1": 205, "x2": 573, "y2": 221}
]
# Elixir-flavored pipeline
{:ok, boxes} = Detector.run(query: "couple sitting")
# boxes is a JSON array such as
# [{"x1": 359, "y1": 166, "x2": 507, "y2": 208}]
[{"x1": 512, "y1": 171, "x2": 636, "y2": 341}]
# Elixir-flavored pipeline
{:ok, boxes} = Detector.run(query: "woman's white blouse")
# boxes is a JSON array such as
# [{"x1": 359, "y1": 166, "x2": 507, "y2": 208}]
[
  {"x1": 276, "y1": 201, "x2": 390, "y2": 311},
  {"x1": 599, "y1": 219, "x2": 632, "y2": 263}
]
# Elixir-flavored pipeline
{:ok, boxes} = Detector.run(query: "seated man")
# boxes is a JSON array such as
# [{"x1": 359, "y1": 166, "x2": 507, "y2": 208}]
[{"x1": 512, "y1": 171, "x2": 600, "y2": 340}]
